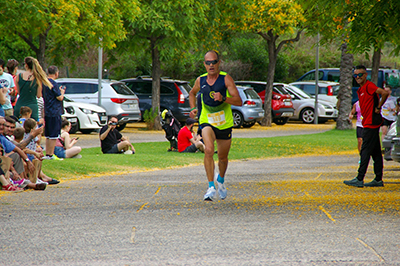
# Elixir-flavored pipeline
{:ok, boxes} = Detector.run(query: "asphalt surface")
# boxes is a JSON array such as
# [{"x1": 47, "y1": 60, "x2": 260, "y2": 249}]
[{"x1": 1, "y1": 122, "x2": 400, "y2": 265}]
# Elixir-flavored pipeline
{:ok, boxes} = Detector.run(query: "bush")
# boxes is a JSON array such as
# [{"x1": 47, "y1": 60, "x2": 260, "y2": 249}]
[{"x1": 143, "y1": 107, "x2": 158, "y2": 130}]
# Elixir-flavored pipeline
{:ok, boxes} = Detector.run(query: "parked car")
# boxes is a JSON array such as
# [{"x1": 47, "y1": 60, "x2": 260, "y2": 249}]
[
  {"x1": 231, "y1": 86, "x2": 264, "y2": 128},
  {"x1": 289, "y1": 81, "x2": 340, "y2": 106},
  {"x1": 56, "y1": 78, "x2": 141, "y2": 131},
  {"x1": 278, "y1": 83, "x2": 338, "y2": 124},
  {"x1": 383, "y1": 120, "x2": 400, "y2": 162},
  {"x1": 296, "y1": 68, "x2": 400, "y2": 104},
  {"x1": 63, "y1": 95, "x2": 108, "y2": 134},
  {"x1": 61, "y1": 109, "x2": 79, "y2": 133},
  {"x1": 234, "y1": 81, "x2": 294, "y2": 125},
  {"x1": 121, "y1": 76, "x2": 192, "y2": 124}
]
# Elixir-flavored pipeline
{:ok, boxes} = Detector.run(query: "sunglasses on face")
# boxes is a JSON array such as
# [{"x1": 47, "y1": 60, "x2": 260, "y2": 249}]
[
  {"x1": 353, "y1": 73, "x2": 365, "y2": 78},
  {"x1": 205, "y1": 60, "x2": 219, "y2": 65}
]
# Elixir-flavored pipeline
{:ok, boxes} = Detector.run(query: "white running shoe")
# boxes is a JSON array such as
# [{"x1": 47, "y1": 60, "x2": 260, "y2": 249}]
[
  {"x1": 203, "y1": 186, "x2": 216, "y2": 201},
  {"x1": 215, "y1": 172, "x2": 227, "y2": 200}
]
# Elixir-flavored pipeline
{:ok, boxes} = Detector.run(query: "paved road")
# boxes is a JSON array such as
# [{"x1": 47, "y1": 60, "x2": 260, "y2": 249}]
[{"x1": 1, "y1": 154, "x2": 400, "y2": 265}]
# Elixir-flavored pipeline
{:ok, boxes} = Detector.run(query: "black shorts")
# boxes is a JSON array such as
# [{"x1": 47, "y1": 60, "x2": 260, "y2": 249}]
[
  {"x1": 201, "y1": 124, "x2": 232, "y2": 140},
  {"x1": 356, "y1": 126, "x2": 363, "y2": 139},
  {"x1": 383, "y1": 118, "x2": 395, "y2": 127},
  {"x1": 181, "y1": 144, "x2": 198, "y2": 153},
  {"x1": 44, "y1": 116, "x2": 62, "y2": 139}
]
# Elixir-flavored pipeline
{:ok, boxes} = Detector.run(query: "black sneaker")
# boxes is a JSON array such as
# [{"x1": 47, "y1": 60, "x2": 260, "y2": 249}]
[
  {"x1": 364, "y1": 179, "x2": 384, "y2": 187},
  {"x1": 344, "y1": 178, "x2": 364, "y2": 187}
]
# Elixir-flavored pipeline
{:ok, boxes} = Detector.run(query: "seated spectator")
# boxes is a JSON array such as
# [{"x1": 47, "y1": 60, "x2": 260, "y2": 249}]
[
  {"x1": 177, "y1": 118, "x2": 205, "y2": 153},
  {"x1": 0, "y1": 144, "x2": 23, "y2": 192},
  {"x1": 0, "y1": 117, "x2": 46, "y2": 190},
  {"x1": 18, "y1": 119, "x2": 59, "y2": 185},
  {"x1": 18, "y1": 106, "x2": 32, "y2": 126},
  {"x1": 54, "y1": 119, "x2": 82, "y2": 159},
  {"x1": 99, "y1": 116, "x2": 135, "y2": 154}
]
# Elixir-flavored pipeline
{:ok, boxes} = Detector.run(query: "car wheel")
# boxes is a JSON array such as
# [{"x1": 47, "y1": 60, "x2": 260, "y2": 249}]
[
  {"x1": 80, "y1": 129, "x2": 94, "y2": 134},
  {"x1": 242, "y1": 121, "x2": 256, "y2": 128},
  {"x1": 117, "y1": 123, "x2": 127, "y2": 131},
  {"x1": 69, "y1": 122, "x2": 79, "y2": 134},
  {"x1": 232, "y1": 110, "x2": 244, "y2": 128},
  {"x1": 300, "y1": 108, "x2": 315, "y2": 124},
  {"x1": 273, "y1": 117, "x2": 289, "y2": 125}
]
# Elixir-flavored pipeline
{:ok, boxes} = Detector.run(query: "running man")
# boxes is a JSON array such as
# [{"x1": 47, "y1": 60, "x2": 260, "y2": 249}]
[{"x1": 189, "y1": 50, "x2": 242, "y2": 201}]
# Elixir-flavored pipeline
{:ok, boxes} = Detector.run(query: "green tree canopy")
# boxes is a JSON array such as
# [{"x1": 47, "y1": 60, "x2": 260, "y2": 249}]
[{"x1": 0, "y1": 0, "x2": 139, "y2": 65}]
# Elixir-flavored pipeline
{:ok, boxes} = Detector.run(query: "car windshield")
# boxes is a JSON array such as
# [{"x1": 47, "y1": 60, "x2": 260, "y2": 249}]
[
  {"x1": 178, "y1": 83, "x2": 192, "y2": 97},
  {"x1": 111, "y1": 82, "x2": 136, "y2": 95},
  {"x1": 243, "y1": 88, "x2": 260, "y2": 100},
  {"x1": 331, "y1": 85, "x2": 340, "y2": 96},
  {"x1": 273, "y1": 85, "x2": 290, "y2": 95},
  {"x1": 286, "y1": 85, "x2": 312, "y2": 99}
]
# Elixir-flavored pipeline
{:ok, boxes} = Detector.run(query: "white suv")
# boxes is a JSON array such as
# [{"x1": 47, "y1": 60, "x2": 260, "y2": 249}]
[
  {"x1": 289, "y1": 81, "x2": 340, "y2": 106},
  {"x1": 56, "y1": 78, "x2": 141, "y2": 130}
]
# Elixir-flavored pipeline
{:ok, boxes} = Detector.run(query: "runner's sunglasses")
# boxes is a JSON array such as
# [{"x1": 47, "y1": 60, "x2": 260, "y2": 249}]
[
  {"x1": 353, "y1": 73, "x2": 365, "y2": 78},
  {"x1": 205, "y1": 60, "x2": 219, "y2": 65}
]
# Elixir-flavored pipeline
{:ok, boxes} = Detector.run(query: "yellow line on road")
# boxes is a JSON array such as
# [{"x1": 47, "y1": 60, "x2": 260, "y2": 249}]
[
  {"x1": 315, "y1": 173, "x2": 322, "y2": 180},
  {"x1": 319, "y1": 206, "x2": 336, "y2": 222},
  {"x1": 356, "y1": 238, "x2": 385, "y2": 262},
  {"x1": 137, "y1": 202, "x2": 149, "y2": 213},
  {"x1": 154, "y1": 187, "x2": 161, "y2": 195}
]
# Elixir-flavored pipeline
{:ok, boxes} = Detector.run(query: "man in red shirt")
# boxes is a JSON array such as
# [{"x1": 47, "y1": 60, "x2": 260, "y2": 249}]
[
  {"x1": 344, "y1": 65, "x2": 388, "y2": 187},
  {"x1": 177, "y1": 118, "x2": 205, "y2": 153}
]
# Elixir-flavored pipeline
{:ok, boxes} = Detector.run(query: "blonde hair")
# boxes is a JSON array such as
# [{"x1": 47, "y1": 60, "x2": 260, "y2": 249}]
[{"x1": 24, "y1": 57, "x2": 53, "y2": 89}]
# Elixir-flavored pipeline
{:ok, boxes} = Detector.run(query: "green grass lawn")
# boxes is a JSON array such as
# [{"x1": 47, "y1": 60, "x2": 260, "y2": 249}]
[{"x1": 42, "y1": 129, "x2": 358, "y2": 180}]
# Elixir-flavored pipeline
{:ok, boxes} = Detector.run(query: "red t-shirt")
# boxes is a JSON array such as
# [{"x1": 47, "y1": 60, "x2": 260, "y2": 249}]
[
  {"x1": 177, "y1": 126, "x2": 193, "y2": 152},
  {"x1": 357, "y1": 80, "x2": 381, "y2": 129}
]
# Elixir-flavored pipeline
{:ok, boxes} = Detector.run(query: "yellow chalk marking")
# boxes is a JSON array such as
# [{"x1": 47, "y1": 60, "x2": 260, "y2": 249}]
[
  {"x1": 314, "y1": 173, "x2": 322, "y2": 180},
  {"x1": 319, "y1": 206, "x2": 336, "y2": 222},
  {"x1": 137, "y1": 202, "x2": 148, "y2": 213},
  {"x1": 356, "y1": 238, "x2": 385, "y2": 262},
  {"x1": 154, "y1": 187, "x2": 161, "y2": 195}
]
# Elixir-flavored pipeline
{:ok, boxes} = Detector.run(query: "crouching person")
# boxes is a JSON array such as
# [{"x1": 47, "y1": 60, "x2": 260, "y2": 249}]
[
  {"x1": 99, "y1": 116, "x2": 135, "y2": 154},
  {"x1": 178, "y1": 118, "x2": 205, "y2": 153}
]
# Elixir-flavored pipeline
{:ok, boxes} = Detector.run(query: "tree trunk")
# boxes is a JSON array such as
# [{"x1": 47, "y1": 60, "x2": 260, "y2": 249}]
[
  {"x1": 151, "y1": 38, "x2": 162, "y2": 130},
  {"x1": 336, "y1": 42, "x2": 354, "y2": 130},
  {"x1": 371, "y1": 48, "x2": 381, "y2": 86},
  {"x1": 37, "y1": 33, "x2": 47, "y2": 67},
  {"x1": 260, "y1": 37, "x2": 277, "y2": 127}
]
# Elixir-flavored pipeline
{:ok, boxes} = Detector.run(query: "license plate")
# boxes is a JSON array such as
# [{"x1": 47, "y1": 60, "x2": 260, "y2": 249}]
[
  {"x1": 101, "y1": 116, "x2": 107, "y2": 121},
  {"x1": 127, "y1": 104, "x2": 136, "y2": 109},
  {"x1": 284, "y1": 102, "x2": 292, "y2": 106},
  {"x1": 69, "y1": 118, "x2": 78, "y2": 123},
  {"x1": 258, "y1": 112, "x2": 264, "y2": 117},
  {"x1": 281, "y1": 112, "x2": 293, "y2": 117}
]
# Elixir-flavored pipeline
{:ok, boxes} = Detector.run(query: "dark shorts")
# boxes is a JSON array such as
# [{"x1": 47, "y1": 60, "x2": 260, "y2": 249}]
[
  {"x1": 45, "y1": 116, "x2": 62, "y2": 139},
  {"x1": 181, "y1": 144, "x2": 198, "y2": 153},
  {"x1": 383, "y1": 118, "x2": 395, "y2": 127},
  {"x1": 201, "y1": 124, "x2": 232, "y2": 140},
  {"x1": 356, "y1": 126, "x2": 363, "y2": 139},
  {"x1": 54, "y1": 146, "x2": 66, "y2": 158},
  {"x1": 104, "y1": 143, "x2": 122, "y2": 154}
]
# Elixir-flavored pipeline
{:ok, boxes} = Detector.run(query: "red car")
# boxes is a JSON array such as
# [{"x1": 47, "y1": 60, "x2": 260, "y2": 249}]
[{"x1": 235, "y1": 81, "x2": 294, "y2": 125}]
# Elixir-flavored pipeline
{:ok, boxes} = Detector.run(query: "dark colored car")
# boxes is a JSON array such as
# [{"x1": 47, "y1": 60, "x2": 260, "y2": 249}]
[
  {"x1": 235, "y1": 81, "x2": 294, "y2": 125},
  {"x1": 121, "y1": 77, "x2": 192, "y2": 123},
  {"x1": 296, "y1": 68, "x2": 400, "y2": 104}
]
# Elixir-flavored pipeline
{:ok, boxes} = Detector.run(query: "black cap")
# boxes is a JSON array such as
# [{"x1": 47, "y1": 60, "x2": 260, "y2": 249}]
[{"x1": 186, "y1": 118, "x2": 197, "y2": 125}]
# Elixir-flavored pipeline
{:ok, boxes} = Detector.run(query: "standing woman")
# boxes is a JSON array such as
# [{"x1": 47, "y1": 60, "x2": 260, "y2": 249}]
[{"x1": 14, "y1": 57, "x2": 52, "y2": 121}]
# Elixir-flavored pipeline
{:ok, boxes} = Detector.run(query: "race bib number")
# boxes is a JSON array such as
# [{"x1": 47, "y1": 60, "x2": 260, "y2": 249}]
[{"x1": 207, "y1": 110, "x2": 226, "y2": 127}]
